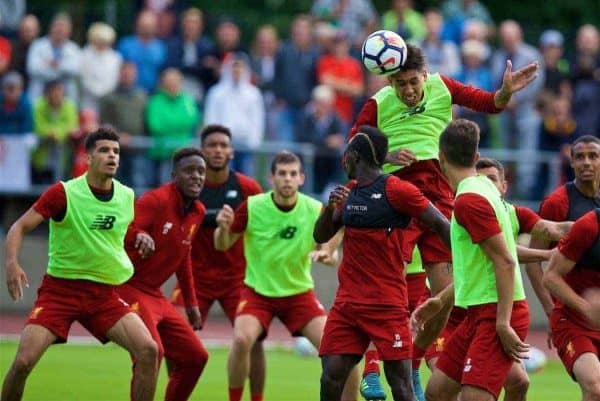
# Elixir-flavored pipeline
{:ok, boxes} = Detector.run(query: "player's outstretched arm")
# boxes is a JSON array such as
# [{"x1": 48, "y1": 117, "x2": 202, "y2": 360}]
[
  {"x1": 5, "y1": 208, "x2": 45, "y2": 301},
  {"x1": 530, "y1": 219, "x2": 573, "y2": 242},
  {"x1": 416, "y1": 203, "x2": 451, "y2": 249},
  {"x1": 480, "y1": 233, "x2": 530, "y2": 361},
  {"x1": 410, "y1": 283, "x2": 455, "y2": 333},
  {"x1": 516, "y1": 245, "x2": 552, "y2": 263},
  {"x1": 214, "y1": 204, "x2": 241, "y2": 251},
  {"x1": 494, "y1": 60, "x2": 539, "y2": 108}
]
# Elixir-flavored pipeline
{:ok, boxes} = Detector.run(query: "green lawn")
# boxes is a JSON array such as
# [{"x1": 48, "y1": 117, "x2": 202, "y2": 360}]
[{"x1": 0, "y1": 341, "x2": 578, "y2": 400}]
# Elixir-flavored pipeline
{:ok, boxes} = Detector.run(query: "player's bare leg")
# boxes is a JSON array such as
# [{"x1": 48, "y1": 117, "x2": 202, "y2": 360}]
[
  {"x1": 572, "y1": 353, "x2": 600, "y2": 401},
  {"x1": 425, "y1": 368, "x2": 460, "y2": 401},
  {"x1": 458, "y1": 385, "x2": 495, "y2": 401},
  {"x1": 321, "y1": 355, "x2": 363, "y2": 401},
  {"x1": 303, "y1": 315, "x2": 360, "y2": 401},
  {"x1": 1, "y1": 325, "x2": 57, "y2": 401},
  {"x1": 106, "y1": 312, "x2": 159, "y2": 401},
  {"x1": 382, "y1": 360, "x2": 414, "y2": 401},
  {"x1": 502, "y1": 362, "x2": 529, "y2": 401},
  {"x1": 249, "y1": 341, "x2": 266, "y2": 399},
  {"x1": 227, "y1": 315, "x2": 264, "y2": 395}
]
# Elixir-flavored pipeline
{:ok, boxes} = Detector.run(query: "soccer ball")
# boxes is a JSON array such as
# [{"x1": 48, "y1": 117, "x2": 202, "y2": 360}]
[
  {"x1": 361, "y1": 30, "x2": 407, "y2": 76},
  {"x1": 294, "y1": 336, "x2": 318, "y2": 357},
  {"x1": 522, "y1": 346, "x2": 547, "y2": 374}
]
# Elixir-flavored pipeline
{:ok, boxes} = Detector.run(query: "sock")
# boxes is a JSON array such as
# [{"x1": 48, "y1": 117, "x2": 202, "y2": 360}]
[
  {"x1": 363, "y1": 350, "x2": 381, "y2": 377},
  {"x1": 229, "y1": 387, "x2": 244, "y2": 401},
  {"x1": 251, "y1": 394, "x2": 264, "y2": 401},
  {"x1": 412, "y1": 345, "x2": 426, "y2": 370}
]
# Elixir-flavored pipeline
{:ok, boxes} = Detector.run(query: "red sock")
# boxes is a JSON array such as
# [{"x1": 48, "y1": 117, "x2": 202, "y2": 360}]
[
  {"x1": 412, "y1": 345, "x2": 426, "y2": 370},
  {"x1": 229, "y1": 387, "x2": 244, "y2": 401},
  {"x1": 363, "y1": 350, "x2": 380, "y2": 376},
  {"x1": 251, "y1": 394, "x2": 264, "y2": 401}
]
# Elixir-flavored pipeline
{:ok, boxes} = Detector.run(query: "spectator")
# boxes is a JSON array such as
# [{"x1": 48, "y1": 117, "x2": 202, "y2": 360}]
[
  {"x1": 69, "y1": 109, "x2": 99, "y2": 178},
  {"x1": 100, "y1": 62, "x2": 148, "y2": 187},
  {"x1": 317, "y1": 31, "x2": 364, "y2": 124},
  {"x1": 27, "y1": 13, "x2": 81, "y2": 102},
  {"x1": 32, "y1": 79, "x2": 78, "y2": 184},
  {"x1": 0, "y1": 0, "x2": 25, "y2": 36},
  {"x1": 0, "y1": 71, "x2": 32, "y2": 134},
  {"x1": 455, "y1": 39, "x2": 493, "y2": 146},
  {"x1": 539, "y1": 29, "x2": 570, "y2": 97},
  {"x1": 313, "y1": 21, "x2": 337, "y2": 52},
  {"x1": 118, "y1": 10, "x2": 166, "y2": 93},
  {"x1": 204, "y1": 53, "x2": 264, "y2": 174},
  {"x1": 570, "y1": 24, "x2": 600, "y2": 137},
  {"x1": 8, "y1": 15, "x2": 40, "y2": 87},
  {"x1": 461, "y1": 18, "x2": 491, "y2": 62},
  {"x1": 165, "y1": 7, "x2": 216, "y2": 103},
  {"x1": 535, "y1": 95, "x2": 578, "y2": 198},
  {"x1": 274, "y1": 14, "x2": 320, "y2": 142},
  {"x1": 80, "y1": 23, "x2": 122, "y2": 113},
  {"x1": 491, "y1": 20, "x2": 544, "y2": 196},
  {"x1": 250, "y1": 24, "x2": 280, "y2": 140},
  {"x1": 419, "y1": 8, "x2": 461, "y2": 77},
  {"x1": 297, "y1": 84, "x2": 345, "y2": 194},
  {"x1": 215, "y1": 17, "x2": 245, "y2": 60},
  {"x1": 381, "y1": 0, "x2": 426, "y2": 44},
  {"x1": 146, "y1": 68, "x2": 199, "y2": 184},
  {"x1": 0, "y1": 35, "x2": 11, "y2": 77},
  {"x1": 441, "y1": 0, "x2": 493, "y2": 45},
  {"x1": 311, "y1": 0, "x2": 378, "y2": 50}
]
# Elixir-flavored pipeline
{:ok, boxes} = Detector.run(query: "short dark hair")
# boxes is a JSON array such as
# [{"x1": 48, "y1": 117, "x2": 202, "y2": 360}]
[
  {"x1": 571, "y1": 135, "x2": 600, "y2": 156},
  {"x1": 200, "y1": 124, "x2": 232, "y2": 144},
  {"x1": 399, "y1": 43, "x2": 426, "y2": 72},
  {"x1": 85, "y1": 125, "x2": 120, "y2": 153},
  {"x1": 271, "y1": 151, "x2": 302, "y2": 174},
  {"x1": 44, "y1": 79, "x2": 63, "y2": 94},
  {"x1": 476, "y1": 157, "x2": 505, "y2": 180},
  {"x1": 172, "y1": 147, "x2": 204, "y2": 168},
  {"x1": 439, "y1": 119, "x2": 480, "y2": 167},
  {"x1": 348, "y1": 125, "x2": 388, "y2": 168}
]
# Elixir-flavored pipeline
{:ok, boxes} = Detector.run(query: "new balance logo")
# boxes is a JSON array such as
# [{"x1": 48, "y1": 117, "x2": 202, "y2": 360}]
[
  {"x1": 90, "y1": 215, "x2": 116, "y2": 230},
  {"x1": 226, "y1": 190, "x2": 238, "y2": 198},
  {"x1": 370, "y1": 193, "x2": 382, "y2": 199}
]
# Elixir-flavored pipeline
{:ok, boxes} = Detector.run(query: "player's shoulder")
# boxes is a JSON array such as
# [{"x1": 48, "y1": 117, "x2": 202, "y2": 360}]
[
  {"x1": 234, "y1": 172, "x2": 262, "y2": 195},
  {"x1": 539, "y1": 184, "x2": 569, "y2": 217}
]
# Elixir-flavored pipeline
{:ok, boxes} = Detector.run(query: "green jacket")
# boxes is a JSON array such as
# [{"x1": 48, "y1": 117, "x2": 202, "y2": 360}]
[
  {"x1": 145, "y1": 90, "x2": 200, "y2": 159},
  {"x1": 32, "y1": 98, "x2": 78, "y2": 171},
  {"x1": 382, "y1": 9, "x2": 426, "y2": 44}
]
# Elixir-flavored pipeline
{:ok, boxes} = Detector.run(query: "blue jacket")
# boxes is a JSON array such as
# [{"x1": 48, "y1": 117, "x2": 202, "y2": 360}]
[{"x1": 0, "y1": 94, "x2": 33, "y2": 134}]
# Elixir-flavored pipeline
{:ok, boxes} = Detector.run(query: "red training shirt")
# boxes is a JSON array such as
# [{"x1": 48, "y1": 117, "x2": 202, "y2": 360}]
[
  {"x1": 191, "y1": 173, "x2": 261, "y2": 283},
  {"x1": 538, "y1": 185, "x2": 569, "y2": 222},
  {"x1": 557, "y1": 210, "x2": 600, "y2": 330},
  {"x1": 125, "y1": 183, "x2": 205, "y2": 307},
  {"x1": 336, "y1": 176, "x2": 430, "y2": 306}
]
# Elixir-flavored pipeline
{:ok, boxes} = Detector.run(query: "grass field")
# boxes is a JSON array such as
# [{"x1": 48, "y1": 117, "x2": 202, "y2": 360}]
[{"x1": 0, "y1": 341, "x2": 578, "y2": 400}]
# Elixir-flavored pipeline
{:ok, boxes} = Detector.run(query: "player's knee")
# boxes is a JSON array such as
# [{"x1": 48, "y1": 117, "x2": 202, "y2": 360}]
[
  {"x1": 320, "y1": 370, "x2": 344, "y2": 393},
  {"x1": 232, "y1": 331, "x2": 255, "y2": 353},
  {"x1": 582, "y1": 379, "x2": 600, "y2": 401},
  {"x1": 136, "y1": 338, "x2": 159, "y2": 365},
  {"x1": 11, "y1": 353, "x2": 36, "y2": 376},
  {"x1": 504, "y1": 370, "x2": 529, "y2": 395}
]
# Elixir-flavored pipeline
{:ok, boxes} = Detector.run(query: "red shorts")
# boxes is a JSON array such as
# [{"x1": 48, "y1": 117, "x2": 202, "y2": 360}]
[
  {"x1": 394, "y1": 161, "x2": 453, "y2": 264},
  {"x1": 436, "y1": 301, "x2": 529, "y2": 398},
  {"x1": 237, "y1": 286, "x2": 326, "y2": 339},
  {"x1": 171, "y1": 277, "x2": 244, "y2": 325},
  {"x1": 26, "y1": 274, "x2": 132, "y2": 343},
  {"x1": 407, "y1": 272, "x2": 429, "y2": 314},
  {"x1": 550, "y1": 309, "x2": 600, "y2": 379},
  {"x1": 320, "y1": 302, "x2": 412, "y2": 360},
  {"x1": 119, "y1": 284, "x2": 208, "y2": 363},
  {"x1": 425, "y1": 307, "x2": 468, "y2": 362}
]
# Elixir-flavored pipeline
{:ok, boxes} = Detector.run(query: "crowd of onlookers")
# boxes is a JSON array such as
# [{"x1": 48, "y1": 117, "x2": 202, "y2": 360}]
[{"x1": 0, "y1": 0, "x2": 598, "y2": 199}]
